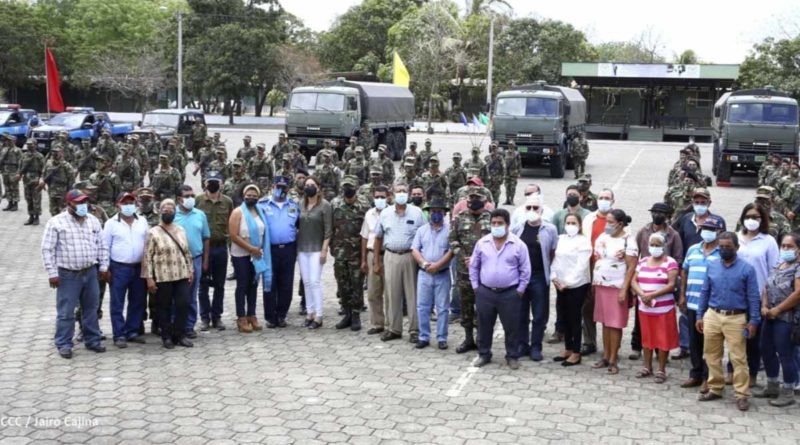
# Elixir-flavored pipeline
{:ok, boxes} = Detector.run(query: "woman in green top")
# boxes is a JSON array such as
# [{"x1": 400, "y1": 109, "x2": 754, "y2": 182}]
[{"x1": 297, "y1": 176, "x2": 332, "y2": 329}]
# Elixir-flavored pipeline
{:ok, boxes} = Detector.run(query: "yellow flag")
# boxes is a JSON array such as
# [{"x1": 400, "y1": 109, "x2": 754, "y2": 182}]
[{"x1": 393, "y1": 51, "x2": 410, "y2": 87}]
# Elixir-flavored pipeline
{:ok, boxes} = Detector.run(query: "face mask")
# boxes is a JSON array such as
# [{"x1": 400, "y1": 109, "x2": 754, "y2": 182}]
[
  {"x1": 411, "y1": 196, "x2": 423, "y2": 206},
  {"x1": 395, "y1": 192, "x2": 408, "y2": 205},
  {"x1": 304, "y1": 186, "x2": 318, "y2": 197},
  {"x1": 273, "y1": 188, "x2": 286, "y2": 200},
  {"x1": 120, "y1": 204, "x2": 136, "y2": 217},
  {"x1": 181, "y1": 197, "x2": 195, "y2": 210},
  {"x1": 526, "y1": 210, "x2": 541, "y2": 223},
  {"x1": 468, "y1": 198, "x2": 484, "y2": 211},
  {"x1": 743, "y1": 218, "x2": 760, "y2": 232},
  {"x1": 73, "y1": 203, "x2": 88, "y2": 218},
  {"x1": 604, "y1": 223, "x2": 617, "y2": 235},
  {"x1": 566, "y1": 195, "x2": 580, "y2": 207},
  {"x1": 597, "y1": 200, "x2": 612, "y2": 213},
  {"x1": 649, "y1": 246, "x2": 664, "y2": 258},
  {"x1": 565, "y1": 224, "x2": 579, "y2": 237},
  {"x1": 693, "y1": 204, "x2": 708, "y2": 215},
  {"x1": 374, "y1": 198, "x2": 387, "y2": 210},
  {"x1": 652, "y1": 214, "x2": 666, "y2": 226},
  {"x1": 491, "y1": 225, "x2": 506, "y2": 238},
  {"x1": 430, "y1": 211, "x2": 444, "y2": 224},
  {"x1": 700, "y1": 229, "x2": 717, "y2": 244},
  {"x1": 343, "y1": 187, "x2": 356, "y2": 198},
  {"x1": 245, "y1": 198, "x2": 258, "y2": 207},
  {"x1": 206, "y1": 181, "x2": 220, "y2": 193},
  {"x1": 780, "y1": 249, "x2": 797, "y2": 263},
  {"x1": 719, "y1": 248, "x2": 736, "y2": 261},
  {"x1": 161, "y1": 212, "x2": 175, "y2": 224}
]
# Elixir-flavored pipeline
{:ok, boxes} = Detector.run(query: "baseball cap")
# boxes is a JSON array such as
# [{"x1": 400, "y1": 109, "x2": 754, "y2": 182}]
[
  {"x1": 699, "y1": 215, "x2": 724, "y2": 231},
  {"x1": 65, "y1": 189, "x2": 89, "y2": 204},
  {"x1": 466, "y1": 176, "x2": 484, "y2": 187},
  {"x1": 648, "y1": 202, "x2": 672, "y2": 214},
  {"x1": 692, "y1": 188, "x2": 711, "y2": 199},
  {"x1": 117, "y1": 192, "x2": 136, "y2": 203}
]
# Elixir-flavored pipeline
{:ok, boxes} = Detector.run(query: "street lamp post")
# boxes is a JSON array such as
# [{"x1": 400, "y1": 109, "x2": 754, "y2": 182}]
[
  {"x1": 177, "y1": 11, "x2": 183, "y2": 109},
  {"x1": 486, "y1": 16, "x2": 494, "y2": 114}
]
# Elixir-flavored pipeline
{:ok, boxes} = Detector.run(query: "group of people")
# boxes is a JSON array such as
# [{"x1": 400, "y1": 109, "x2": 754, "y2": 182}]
[{"x1": 29, "y1": 131, "x2": 800, "y2": 412}]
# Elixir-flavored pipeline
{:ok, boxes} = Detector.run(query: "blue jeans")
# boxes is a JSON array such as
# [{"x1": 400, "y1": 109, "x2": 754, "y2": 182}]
[
  {"x1": 185, "y1": 255, "x2": 202, "y2": 332},
  {"x1": 199, "y1": 245, "x2": 228, "y2": 322},
  {"x1": 109, "y1": 262, "x2": 146, "y2": 341},
  {"x1": 678, "y1": 311, "x2": 690, "y2": 351},
  {"x1": 232, "y1": 255, "x2": 258, "y2": 317},
  {"x1": 518, "y1": 271, "x2": 549, "y2": 356},
  {"x1": 761, "y1": 319, "x2": 798, "y2": 386},
  {"x1": 417, "y1": 270, "x2": 451, "y2": 342},
  {"x1": 55, "y1": 267, "x2": 102, "y2": 350},
  {"x1": 449, "y1": 263, "x2": 460, "y2": 315}
]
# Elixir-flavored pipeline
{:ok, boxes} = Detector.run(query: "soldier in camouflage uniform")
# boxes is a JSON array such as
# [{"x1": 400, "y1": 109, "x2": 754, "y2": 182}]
[
  {"x1": 569, "y1": 132, "x2": 589, "y2": 180},
  {"x1": 774, "y1": 161, "x2": 798, "y2": 208},
  {"x1": 371, "y1": 144, "x2": 395, "y2": 184},
  {"x1": 236, "y1": 135, "x2": 257, "y2": 162},
  {"x1": 41, "y1": 147, "x2": 76, "y2": 216},
  {"x1": 208, "y1": 149, "x2": 232, "y2": 182},
  {"x1": 1, "y1": 134, "x2": 22, "y2": 210},
  {"x1": 576, "y1": 174, "x2": 598, "y2": 212},
  {"x1": 190, "y1": 121, "x2": 207, "y2": 160},
  {"x1": 766, "y1": 159, "x2": 790, "y2": 191},
  {"x1": 289, "y1": 142, "x2": 308, "y2": 172},
  {"x1": 419, "y1": 138, "x2": 436, "y2": 169},
  {"x1": 420, "y1": 155, "x2": 447, "y2": 201},
  {"x1": 144, "y1": 130, "x2": 163, "y2": 179},
  {"x1": 481, "y1": 142, "x2": 505, "y2": 204},
  {"x1": 317, "y1": 152, "x2": 340, "y2": 202},
  {"x1": 448, "y1": 187, "x2": 491, "y2": 353},
  {"x1": 504, "y1": 140, "x2": 522, "y2": 205},
  {"x1": 136, "y1": 186, "x2": 160, "y2": 227},
  {"x1": 96, "y1": 129, "x2": 118, "y2": 163},
  {"x1": 223, "y1": 159, "x2": 251, "y2": 207},
  {"x1": 401, "y1": 141, "x2": 422, "y2": 175},
  {"x1": 114, "y1": 145, "x2": 141, "y2": 192},
  {"x1": 277, "y1": 154, "x2": 296, "y2": 189},
  {"x1": 151, "y1": 154, "x2": 181, "y2": 204},
  {"x1": 163, "y1": 139, "x2": 187, "y2": 182},
  {"x1": 357, "y1": 121, "x2": 374, "y2": 151},
  {"x1": 50, "y1": 132, "x2": 70, "y2": 163},
  {"x1": 444, "y1": 152, "x2": 467, "y2": 207},
  {"x1": 398, "y1": 158, "x2": 422, "y2": 190},
  {"x1": 73, "y1": 138, "x2": 96, "y2": 181},
  {"x1": 247, "y1": 143, "x2": 273, "y2": 186},
  {"x1": 758, "y1": 154, "x2": 781, "y2": 187},
  {"x1": 331, "y1": 175, "x2": 369, "y2": 331},
  {"x1": 271, "y1": 133, "x2": 290, "y2": 161},
  {"x1": 753, "y1": 186, "x2": 791, "y2": 243},
  {"x1": 89, "y1": 156, "x2": 121, "y2": 217},
  {"x1": 192, "y1": 141, "x2": 214, "y2": 178},
  {"x1": 315, "y1": 139, "x2": 339, "y2": 168},
  {"x1": 665, "y1": 178, "x2": 695, "y2": 222},
  {"x1": 345, "y1": 146, "x2": 369, "y2": 185},
  {"x1": 128, "y1": 135, "x2": 148, "y2": 186},
  {"x1": 357, "y1": 166, "x2": 384, "y2": 207},
  {"x1": 685, "y1": 136, "x2": 701, "y2": 160},
  {"x1": 340, "y1": 136, "x2": 357, "y2": 170},
  {"x1": 18, "y1": 139, "x2": 44, "y2": 224},
  {"x1": 464, "y1": 146, "x2": 485, "y2": 174}
]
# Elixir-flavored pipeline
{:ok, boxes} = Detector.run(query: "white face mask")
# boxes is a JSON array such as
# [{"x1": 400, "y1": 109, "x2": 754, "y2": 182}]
[
  {"x1": 526, "y1": 210, "x2": 541, "y2": 223},
  {"x1": 649, "y1": 246, "x2": 664, "y2": 258},
  {"x1": 597, "y1": 199, "x2": 612, "y2": 213},
  {"x1": 743, "y1": 218, "x2": 760, "y2": 232},
  {"x1": 565, "y1": 224, "x2": 579, "y2": 236}
]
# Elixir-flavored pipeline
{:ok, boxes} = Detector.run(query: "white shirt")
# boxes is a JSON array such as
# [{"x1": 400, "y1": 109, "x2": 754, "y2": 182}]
[
  {"x1": 550, "y1": 233, "x2": 593, "y2": 288},
  {"x1": 360, "y1": 207, "x2": 382, "y2": 250},
  {"x1": 103, "y1": 213, "x2": 150, "y2": 264}
]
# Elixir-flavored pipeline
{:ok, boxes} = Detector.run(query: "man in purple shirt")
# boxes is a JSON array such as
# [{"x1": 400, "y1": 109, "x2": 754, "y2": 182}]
[{"x1": 469, "y1": 209, "x2": 532, "y2": 369}]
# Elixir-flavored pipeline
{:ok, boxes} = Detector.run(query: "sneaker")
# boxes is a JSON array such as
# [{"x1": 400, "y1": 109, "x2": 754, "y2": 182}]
[
  {"x1": 113, "y1": 338, "x2": 128, "y2": 349},
  {"x1": 628, "y1": 351, "x2": 642, "y2": 360},
  {"x1": 211, "y1": 319, "x2": 226, "y2": 331},
  {"x1": 199, "y1": 320, "x2": 210, "y2": 332},
  {"x1": 58, "y1": 348, "x2": 73, "y2": 359},
  {"x1": 185, "y1": 330, "x2": 198, "y2": 339}
]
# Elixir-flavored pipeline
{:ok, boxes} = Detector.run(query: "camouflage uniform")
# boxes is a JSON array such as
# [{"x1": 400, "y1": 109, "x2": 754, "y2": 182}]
[
  {"x1": 223, "y1": 160, "x2": 252, "y2": 207},
  {"x1": 444, "y1": 153, "x2": 467, "y2": 207},
  {"x1": 345, "y1": 147, "x2": 369, "y2": 185},
  {"x1": 340, "y1": 137, "x2": 357, "y2": 170},
  {"x1": 136, "y1": 187, "x2": 160, "y2": 227},
  {"x1": 0, "y1": 136, "x2": 22, "y2": 207},
  {"x1": 357, "y1": 122, "x2": 374, "y2": 151},
  {"x1": 50, "y1": 133, "x2": 70, "y2": 163},
  {"x1": 271, "y1": 134, "x2": 291, "y2": 162},
  {"x1": 397, "y1": 159, "x2": 423, "y2": 191},
  {"x1": 464, "y1": 147, "x2": 485, "y2": 175},
  {"x1": 247, "y1": 145, "x2": 274, "y2": 186},
  {"x1": 569, "y1": 132, "x2": 589, "y2": 179},
  {"x1": 151, "y1": 156, "x2": 182, "y2": 203},
  {"x1": 95, "y1": 132, "x2": 118, "y2": 163},
  {"x1": 420, "y1": 155, "x2": 447, "y2": 200},
  {"x1": 89, "y1": 159, "x2": 121, "y2": 217},
  {"x1": 752, "y1": 186, "x2": 792, "y2": 243},
  {"x1": 316, "y1": 155, "x2": 341, "y2": 202},
  {"x1": 144, "y1": 132, "x2": 163, "y2": 178},
  {"x1": 163, "y1": 143, "x2": 187, "y2": 183},
  {"x1": 357, "y1": 167, "x2": 384, "y2": 207},
  {"x1": 18, "y1": 141, "x2": 45, "y2": 221},
  {"x1": 128, "y1": 137, "x2": 149, "y2": 185},
  {"x1": 400, "y1": 143, "x2": 422, "y2": 175},
  {"x1": 289, "y1": 143, "x2": 308, "y2": 172},
  {"x1": 42, "y1": 149, "x2": 76, "y2": 216},
  {"x1": 372, "y1": 145, "x2": 395, "y2": 184},
  {"x1": 208, "y1": 150, "x2": 232, "y2": 182},
  {"x1": 74, "y1": 139, "x2": 96, "y2": 181},
  {"x1": 419, "y1": 139, "x2": 435, "y2": 169},
  {"x1": 481, "y1": 146, "x2": 505, "y2": 204},
  {"x1": 331, "y1": 175, "x2": 369, "y2": 313},
  {"x1": 190, "y1": 121, "x2": 207, "y2": 159},
  {"x1": 315, "y1": 140, "x2": 339, "y2": 168},
  {"x1": 504, "y1": 141, "x2": 521, "y2": 205},
  {"x1": 576, "y1": 175, "x2": 598, "y2": 212},
  {"x1": 236, "y1": 137, "x2": 257, "y2": 162},
  {"x1": 114, "y1": 146, "x2": 142, "y2": 192}
]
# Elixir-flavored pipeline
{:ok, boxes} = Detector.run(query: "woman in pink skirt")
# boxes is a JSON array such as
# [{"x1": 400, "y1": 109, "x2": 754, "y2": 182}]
[
  {"x1": 630, "y1": 233, "x2": 679, "y2": 383},
  {"x1": 591, "y1": 209, "x2": 638, "y2": 374}
]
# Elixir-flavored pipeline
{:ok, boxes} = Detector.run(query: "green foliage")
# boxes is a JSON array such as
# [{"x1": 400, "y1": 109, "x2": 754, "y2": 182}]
[
  {"x1": 266, "y1": 88, "x2": 287, "y2": 116},
  {"x1": 594, "y1": 41, "x2": 665, "y2": 63},
  {"x1": 675, "y1": 49, "x2": 699, "y2": 64},
  {"x1": 739, "y1": 37, "x2": 800, "y2": 98}
]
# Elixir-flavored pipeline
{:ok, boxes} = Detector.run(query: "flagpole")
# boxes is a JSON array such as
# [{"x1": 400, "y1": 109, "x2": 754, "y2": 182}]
[{"x1": 45, "y1": 45, "x2": 50, "y2": 117}]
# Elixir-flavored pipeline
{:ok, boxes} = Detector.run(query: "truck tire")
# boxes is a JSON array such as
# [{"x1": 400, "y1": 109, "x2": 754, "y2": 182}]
[
  {"x1": 712, "y1": 140, "x2": 719, "y2": 175},
  {"x1": 549, "y1": 153, "x2": 566, "y2": 179},
  {"x1": 566, "y1": 153, "x2": 574, "y2": 170},
  {"x1": 716, "y1": 158, "x2": 731, "y2": 184}
]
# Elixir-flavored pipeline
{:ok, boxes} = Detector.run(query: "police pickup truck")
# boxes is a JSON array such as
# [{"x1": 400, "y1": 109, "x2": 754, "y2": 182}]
[
  {"x1": 31, "y1": 107, "x2": 134, "y2": 153},
  {"x1": 0, "y1": 104, "x2": 40, "y2": 146}
]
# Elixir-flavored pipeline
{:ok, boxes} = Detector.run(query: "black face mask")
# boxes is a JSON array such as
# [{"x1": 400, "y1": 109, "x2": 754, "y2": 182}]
[
  {"x1": 719, "y1": 248, "x2": 736, "y2": 261},
  {"x1": 411, "y1": 196, "x2": 423, "y2": 206},
  {"x1": 245, "y1": 198, "x2": 258, "y2": 207},
  {"x1": 343, "y1": 187, "x2": 356, "y2": 198},
  {"x1": 206, "y1": 181, "x2": 220, "y2": 193},
  {"x1": 566, "y1": 195, "x2": 580, "y2": 207},
  {"x1": 304, "y1": 186, "x2": 318, "y2": 197},
  {"x1": 468, "y1": 198, "x2": 484, "y2": 211},
  {"x1": 652, "y1": 214, "x2": 667, "y2": 226},
  {"x1": 161, "y1": 212, "x2": 175, "y2": 224}
]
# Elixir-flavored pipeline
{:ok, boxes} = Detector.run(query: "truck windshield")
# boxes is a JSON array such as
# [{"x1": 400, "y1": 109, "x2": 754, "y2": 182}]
[
  {"x1": 496, "y1": 97, "x2": 558, "y2": 117},
  {"x1": 728, "y1": 103, "x2": 798, "y2": 125},
  {"x1": 142, "y1": 113, "x2": 180, "y2": 128},
  {"x1": 289, "y1": 93, "x2": 345, "y2": 111},
  {"x1": 47, "y1": 113, "x2": 86, "y2": 127}
]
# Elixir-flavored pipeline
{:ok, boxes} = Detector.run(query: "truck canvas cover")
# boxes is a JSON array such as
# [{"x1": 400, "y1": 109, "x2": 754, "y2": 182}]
[{"x1": 319, "y1": 80, "x2": 414, "y2": 124}]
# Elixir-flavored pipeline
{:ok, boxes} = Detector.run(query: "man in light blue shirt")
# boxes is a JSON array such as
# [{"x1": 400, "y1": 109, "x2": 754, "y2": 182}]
[
  {"x1": 411, "y1": 197, "x2": 453, "y2": 350},
  {"x1": 174, "y1": 185, "x2": 210, "y2": 338}
]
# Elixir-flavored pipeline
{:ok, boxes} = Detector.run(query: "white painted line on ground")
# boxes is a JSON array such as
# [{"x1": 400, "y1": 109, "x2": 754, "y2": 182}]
[
  {"x1": 611, "y1": 147, "x2": 645, "y2": 192},
  {"x1": 446, "y1": 326, "x2": 504, "y2": 397}
]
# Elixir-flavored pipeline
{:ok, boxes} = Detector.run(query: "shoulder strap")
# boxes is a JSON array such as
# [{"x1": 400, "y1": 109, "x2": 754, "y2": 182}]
[{"x1": 159, "y1": 225, "x2": 188, "y2": 258}]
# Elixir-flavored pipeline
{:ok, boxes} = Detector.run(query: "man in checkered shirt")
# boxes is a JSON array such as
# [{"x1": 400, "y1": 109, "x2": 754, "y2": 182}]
[{"x1": 41, "y1": 189, "x2": 110, "y2": 359}]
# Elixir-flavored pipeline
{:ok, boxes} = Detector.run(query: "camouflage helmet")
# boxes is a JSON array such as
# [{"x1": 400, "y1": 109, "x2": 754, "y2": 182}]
[
  {"x1": 409, "y1": 141, "x2": 417, "y2": 148},
  {"x1": 452, "y1": 152, "x2": 462, "y2": 160},
  {"x1": 370, "y1": 165, "x2": 383, "y2": 176},
  {"x1": 282, "y1": 153, "x2": 292, "y2": 162},
  {"x1": 341, "y1": 175, "x2": 359, "y2": 188},
  {"x1": 256, "y1": 143, "x2": 266, "y2": 150},
  {"x1": 25, "y1": 138, "x2": 36, "y2": 147},
  {"x1": 232, "y1": 159, "x2": 244, "y2": 168},
  {"x1": 428, "y1": 155, "x2": 439, "y2": 165}
]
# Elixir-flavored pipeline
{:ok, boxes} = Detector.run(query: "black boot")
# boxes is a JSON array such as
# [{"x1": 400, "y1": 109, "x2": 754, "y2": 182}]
[
  {"x1": 8, "y1": 201, "x2": 17, "y2": 211},
  {"x1": 335, "y1": 311, "x2": 352, "y2": 330},
  {"x1": 23, "y1": 215, "x2": 34, "y2": 225},
  {"x1": 31, "y1": 215, "x2": 39, "y2": 226},
  {"x1": 456, "y1": 327, "x2": 477, "y2": 354},
  {"x1": 350, "y1": 311, "x2": 361, "y2": 331}
]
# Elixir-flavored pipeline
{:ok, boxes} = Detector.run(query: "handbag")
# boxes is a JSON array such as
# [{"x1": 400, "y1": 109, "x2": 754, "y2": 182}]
[{"x1": 159, "y1": 225, "x2": 192, "y2": 271}]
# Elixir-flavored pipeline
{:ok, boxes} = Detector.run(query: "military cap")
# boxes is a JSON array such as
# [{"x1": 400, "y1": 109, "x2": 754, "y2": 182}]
[
  {"x1": 119, "y1": 144, "x2": 130, "y2": 152},
  {"x1": 453, "y1": 152, "x2": 462, "y2": 159},
  {"x1": 341, "y1": 175, "x2": 359, "y2": 188},
  {"x1": 377, "y1": 144, "x2": 387, "y2": 152},
  {"x1": 755, "y1": 186, "x2": 775, "y2": 199},
  {"x1": 215, "y1": 148, "x2": 226, "y2": 155},
  {"x1": 424, "y1": 196, "x2": 448, "y2": 211},
  {"x1": 232, "y1": 159, "x2": 244, "y2": 167},
  {"x1": 3, "y1": 134, "x2": 15, "y2": 141},
  {"x1": 216, "y1": 143, "x2": 226, "y2": 149},
  {"x1": 72, "y1": 181, "x2": 88, "y2": 190},
  {"x1": 508, "y1": 140, "x2": 517, "y2": 146},
  {"x1": 50, "y1": 145, "x2": 63, "y2": 152},
  {"x1": 282, "y1": 153, "x2": 292, "y2": 161},
  {"x1": 489, "y1": 141, "x2": 499, "y2": 148},
  {"x1": 410, "y1": 141, "x2": 418, "y2": 147},
  {"x1": 692, "y1": 187, "x2": 711, "y2": 199},
  {"x1": 25, "y1": 138, "x2": 35, "y2": 146},
  {"x1": 101, "y1": 128, "x2": 110, "y2": 135},
  {"x1": 296, "y1": 167, "x2": 309, "y2": 176},
  {"x1": 471, "y1": 146, "x2": 480, "y2": 153},
  {"x1": 129, "y1": 134, "x2": 139, "y2": 141},
  {"x1": 256, "y1": 143, "x2": 266, "y2": 149},
  {"x1": 279, "y1": 133, "x2": 287, "y2": 138},
  {"x1": 205, "y1": 172, "x2": 223, "y2": 183},
  {"x1": 167, "y1": 139, "x2": 176, "y2": 146},
  {"x1": 96, "y1": 155, "x2": 111, "y2": 163},
  {"x1": 243, "y1": 135, "x2": 252, "y2": 140},
  {"x1": 291, "y1": 142, "x2": 300, "y2": 148},
  {"x1": 58, "y1": 130, "x2": 68, "y2": 136},
  {"x1": 323, "y1": 139, "x2": 331, "y2": 145},
  {"x1": 370, "y1": 165, "x2": 383, "y2": 175},
  {"x1": 428, "y1": 155, "x2": 439, "y2": 163},
  {"x1": 425, "y1": 138, "x2": 432, "y2": 143},
  {"x1": 403, "y1": 160, "x2": 415, "y2": 168},
  {"x1": 577, "y1": 174, "x2": 592, "y2": 182},
  {"x1": 137, "y1": 187, "x2": 155, "y2": 197},
  {"x1": 213, "y1": 132, "x2": 221, "y2": 137},
  {"x1": 466, "y1": 186, "x2": 486, "y2": 198},
  {"x1": 84, "y1": 183, "x2": 98, "y2": 191},
  {"x1": 354, "y1": 146, "x2": 364, "y2": 153}
]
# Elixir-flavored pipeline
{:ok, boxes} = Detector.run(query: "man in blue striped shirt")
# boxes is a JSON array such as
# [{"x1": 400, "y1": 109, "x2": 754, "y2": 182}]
[{"x1": 678, "y1": 216, "x2": 723, "y2": 392}]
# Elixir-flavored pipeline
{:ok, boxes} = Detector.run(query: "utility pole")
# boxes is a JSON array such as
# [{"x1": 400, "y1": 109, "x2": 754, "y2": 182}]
[
  {"x1": 486, "y1": 16, "x2": 494, "y2": 114},
  {"x1": 177, "y1": 11, "x2": 183, "y2": 109}
]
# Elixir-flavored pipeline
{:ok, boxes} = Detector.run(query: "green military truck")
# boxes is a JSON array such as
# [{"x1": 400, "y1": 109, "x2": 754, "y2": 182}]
[
  {"x1": 712, "y1": 87, "x2": 799, "y2": 185},
  {"x1": 491, "y1": 81, "x2": 586, "y2": 178},
  {"x1": 285, "y1": 78, "x2": 415, "y2": 161}
]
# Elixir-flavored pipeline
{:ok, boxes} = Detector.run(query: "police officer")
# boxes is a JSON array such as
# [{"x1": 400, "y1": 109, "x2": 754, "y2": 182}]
[
  {"x1": 332, "y1": 175, "x2": 369, "y2": 331},
  {"x1": 504, "y1": 140, "x2": 522, "y2": 205},
  {"x1": 18, "y1": 139, "x2": 45, "y2": 224}
]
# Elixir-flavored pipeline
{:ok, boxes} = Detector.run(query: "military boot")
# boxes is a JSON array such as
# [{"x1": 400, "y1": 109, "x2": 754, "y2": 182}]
[
  {"x1": 8, "y1": 201, "x2": 17, "y2": 211},
  {"x1": 335, "y1": 311, "x2": 352, "y2": 330},
  {"x1": 456, "y1": 327, "x2": 477, "y2": 354},
  {"x1": 32, "y1": 215, "x2": 40, "y2": 226},
  {"x1": 769, "y1": 386, "x2": 796, "y2": 407},
  {"x1": 350, "y1": 311, "x2": 362, "y2": 332},
  {"x1": 753, "y1": 380, "x2": 780, "y2": 398},
  {"x1": 23, "y1": 215, "x2": 34, "y2": 225}
]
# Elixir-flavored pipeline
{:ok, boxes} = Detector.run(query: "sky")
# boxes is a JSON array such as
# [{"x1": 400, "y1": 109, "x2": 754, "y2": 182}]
[{"x1": 282, "y1": 0, "x2": 800, "y2": 64}]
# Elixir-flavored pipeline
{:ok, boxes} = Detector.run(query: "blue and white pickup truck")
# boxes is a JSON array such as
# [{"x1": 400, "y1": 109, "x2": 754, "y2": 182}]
[
  {"x1": 31, "y1": 107, "x2": 134, "y2": 153},
  {"x1": 0, "y1": 105, "x2": 40, "y2": 146}
]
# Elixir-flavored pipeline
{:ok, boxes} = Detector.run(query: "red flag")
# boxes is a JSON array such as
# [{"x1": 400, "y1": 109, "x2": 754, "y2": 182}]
[{"x1": 45, "y1": 48, "x2": 65, "y2": 112}]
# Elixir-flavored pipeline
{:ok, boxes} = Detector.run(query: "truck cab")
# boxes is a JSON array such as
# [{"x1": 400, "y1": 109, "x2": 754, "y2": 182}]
[
  {"x1": 285, "y1": 85, "x2": 361, "y2": 157},
  {"x1": 32, "y1": 107, "x2": 134, "y2": 153},
  {"x1": 712, "y1": 88, "x2": 799, "y2": 184},
  {"x1": 131, "y1": 109, "x2": 206, "y2": 143},
  {"x1": 0, "y1": 105, "x2": 40, "y2": 146}
]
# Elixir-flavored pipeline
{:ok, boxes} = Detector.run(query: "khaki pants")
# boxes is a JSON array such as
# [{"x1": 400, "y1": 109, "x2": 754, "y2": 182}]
[
  {"x1": 383, "y1": 251, "x2": 418, "y2": 336},
  {"x1": 703, "y1": 310, "x2": 750, "y2": 398},
  {"x1": 367, "y1": 251, "x2": 385, "y2": 329}
]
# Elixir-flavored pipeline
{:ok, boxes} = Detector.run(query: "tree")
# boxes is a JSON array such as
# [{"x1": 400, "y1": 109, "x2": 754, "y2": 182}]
[
  {"x1": 594, "y1": 41, "x2": 665, "y2": 63},
  {"x1": 266, "y1": 89, "x2": 287, "y2": 116},
  {"x1": 0, "y1": 2, "x2": 53, "y2": 89},
  {"x1": 465, "y1": 0, "x2": 510, "y2": 16},
  {"x1": 91, "y1": 47, "x2": 168, "y2": 111},
  {"x1": 739, "y1": 37, "x2": 800, "y2": 98},
  {"x1": 675, "y1": 49, "x2": 699, "y2": 64}
]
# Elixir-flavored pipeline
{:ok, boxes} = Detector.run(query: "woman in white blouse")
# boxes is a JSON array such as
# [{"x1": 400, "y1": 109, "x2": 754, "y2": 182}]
[{"x1": 550, "y1": 213, "x2": 593, "y2": 366}]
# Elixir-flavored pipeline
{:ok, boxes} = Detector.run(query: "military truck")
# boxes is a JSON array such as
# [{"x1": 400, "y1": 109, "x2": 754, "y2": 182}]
[
  {"x1": 285, "y1": 78, "x2": 415, "y2": 161},
  {"x1": 131, "y1": 109, "x2": 206, "y2": 143},
  {"x1": 491, "y1": 81, "x2": 586, "y2": 178},
  {"x1": 712, "y1": 87, "x2": 799, "y2": 185}
]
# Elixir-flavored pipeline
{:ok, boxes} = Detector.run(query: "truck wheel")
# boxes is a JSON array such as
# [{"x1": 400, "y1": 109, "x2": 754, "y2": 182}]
[
  {"x1": 565, "y1": 153, "x2": 575, "y2": 170},
  {"x1": 549, "y1": 153, "x2": 566, "y2": 179},
  {"x1": 716, "y1": 158, "x2": 731, "y2": 185},
  {"x1": 712, "y1": 141, "x2": 719, "y2": 175}
]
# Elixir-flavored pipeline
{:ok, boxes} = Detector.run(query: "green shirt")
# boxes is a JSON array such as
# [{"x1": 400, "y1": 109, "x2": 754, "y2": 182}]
[{"x1": 196, "y1": 193, "x2": 234, "y2": 245}]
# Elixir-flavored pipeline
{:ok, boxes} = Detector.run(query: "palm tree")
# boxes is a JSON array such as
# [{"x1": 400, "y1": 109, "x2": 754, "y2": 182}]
[{"x1": 467, "y1": 0, "x2": 511, "y2": 16}]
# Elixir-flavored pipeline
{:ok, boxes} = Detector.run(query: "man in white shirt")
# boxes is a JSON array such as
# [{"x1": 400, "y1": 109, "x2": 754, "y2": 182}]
[
  {"x1": 360, "y1": 185, "x2": 388, "y2": 335},
  {"x1": 103, "y1": 192, "x2": 150, "y2": 348},
  {"x1": 511, "y1": 184, "x2": 554, "y2": 228}
]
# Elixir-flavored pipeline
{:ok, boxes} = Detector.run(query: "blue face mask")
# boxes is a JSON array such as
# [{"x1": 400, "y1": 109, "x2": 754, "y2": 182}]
[
  {"x1": 120, "y1": 204, "x2": 136, "y2": 217},
  {"x1": 182, "y1": 197, "x2": 195, "y2": 210},
  {"x1": 374, "y1": 198, "x2": 387, "y2": 210},
  {"x1": 780, "y1": 249, "x2": 797, "y2": 263},
  {"x1": 395, "y1": 192, "x2": 408, "y2": 206},
  {"x1": 273, "y1": 188, "x2": 286, "y2": 200},
  {"x1": 491, "y1": 225, "x2": 506, "y2": 238},
  {"x1": 74, "y1": 203, "x2": 88, "y2": 217},
  {"x1": 700, "y1": 229, "x2": 717, "y2": 244},
  {"x1": 430, "y1": 211, "x2": 444, "y2": 224},
  {"x1": 693, "y1": 204, "x2": 708, "y2": 216}
]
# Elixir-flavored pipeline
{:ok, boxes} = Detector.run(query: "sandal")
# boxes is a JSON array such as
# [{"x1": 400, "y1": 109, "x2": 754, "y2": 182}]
[
  {"x1": 654, "y1": 370, "x2": 667, "y2": 384},
  {"x1": 607, "y1": 363, "x2": 619, "y2": 375},
  {"x1": 635, "y1": 367, "x2": 653, "y2": 378},
  {"x1": 592, "y1": 359, "x2": 610, "y2": 369}
]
